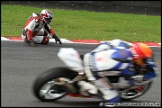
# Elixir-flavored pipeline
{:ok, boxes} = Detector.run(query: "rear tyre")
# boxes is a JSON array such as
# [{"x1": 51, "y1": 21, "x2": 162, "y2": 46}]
[{"x1": 33, "y1": 67, "x2": 78, "y2": 101}]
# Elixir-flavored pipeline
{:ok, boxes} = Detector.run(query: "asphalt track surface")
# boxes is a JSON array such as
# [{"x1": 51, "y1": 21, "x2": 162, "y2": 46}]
[{"x1": 1, "y1": 41, "x2": 161, "y2": 107}]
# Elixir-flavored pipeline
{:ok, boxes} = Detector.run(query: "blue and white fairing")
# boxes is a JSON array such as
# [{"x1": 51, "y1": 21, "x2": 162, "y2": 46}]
[{"x1": 90, "y1": 47, "x2": 135, "y2": 76}]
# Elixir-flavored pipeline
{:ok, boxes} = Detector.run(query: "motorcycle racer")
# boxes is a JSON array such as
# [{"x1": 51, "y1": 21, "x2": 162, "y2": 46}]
[
  {"x1": 21, "y1": 9, "x2": 62, "y2": 47},
  {"x1": 81, "y1": 39, "x2": 157, "y2": 103}
]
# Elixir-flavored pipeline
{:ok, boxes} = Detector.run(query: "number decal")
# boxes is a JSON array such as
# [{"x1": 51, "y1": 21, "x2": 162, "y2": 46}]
[{"x1": 96, "y1": 54, "x2": 109, "y2": 62}]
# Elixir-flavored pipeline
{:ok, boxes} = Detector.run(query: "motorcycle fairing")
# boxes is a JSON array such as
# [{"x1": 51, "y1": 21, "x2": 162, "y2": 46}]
[
  {"x1": 111, "y1": 47, "x2": 132, "y2": 63},
  {"x1": 58, "y1": 48, "x2": 84, "y2": 72},
  {"x1": 144, "y1": 60, "x2": 157, "y2": 79},
  {"x1": 90, "y1": 47, "x2": 134, "y2": 75},
  {"x1": 143, "y1": 71, "x2": 156, "y2": 79},
  {"x1": 143, "y1": 59, "x2": 158, "y2": 79}
]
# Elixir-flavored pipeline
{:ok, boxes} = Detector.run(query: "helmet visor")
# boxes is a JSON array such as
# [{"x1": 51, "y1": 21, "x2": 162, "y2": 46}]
[{"x1": 44, "y1": 17, "x2": 52, "y2": 24}]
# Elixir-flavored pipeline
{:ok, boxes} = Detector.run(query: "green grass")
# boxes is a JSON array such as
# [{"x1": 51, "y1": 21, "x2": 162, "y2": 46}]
[{"x1": 1, "y1": 4, "x2": 161, "y2": 42}]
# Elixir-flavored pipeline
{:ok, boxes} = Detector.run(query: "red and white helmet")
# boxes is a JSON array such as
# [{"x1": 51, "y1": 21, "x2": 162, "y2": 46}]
[{"x1": 40, "y1": 9, "x2": 54, "y2": 24}]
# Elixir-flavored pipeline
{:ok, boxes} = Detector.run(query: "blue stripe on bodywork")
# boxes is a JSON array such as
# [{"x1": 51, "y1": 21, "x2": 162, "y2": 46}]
[
  {"x1": 120, "y1": 68, "x2": 135, "y2": 75},
  {"x1": 111, "y1": 48, "x2": 131, "y2": 60},
  {"x1": 119, "y1": 42, "x2": 128, "y2": 48},
  {"x1": 102, "y1": 42, "x2": 111, "y2": 45},
  {"x1": 113, "y1": 62, "x2": 123, "y2": 70}
]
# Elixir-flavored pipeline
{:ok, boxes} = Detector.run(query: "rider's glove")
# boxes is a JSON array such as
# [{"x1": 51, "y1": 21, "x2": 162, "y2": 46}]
[
  {"x1": 140, "y1": 64, "x2": 150, "y2": 73},
  {"x1": 52, "y1": 34, "x2": 62, "y2": 44}
]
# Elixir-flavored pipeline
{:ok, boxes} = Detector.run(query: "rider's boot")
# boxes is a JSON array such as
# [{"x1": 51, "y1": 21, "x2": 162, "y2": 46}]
[
  {"x1": 24, "y1": 37, "x2": 30, "y2": 43},
  {"x1": 78, "y1": 81, "x2": 98, "y2": 96},
  {"x1": 107, "y1": 95, "x2": 121, "y2": 102},
  {"x1": 93, "y1": 78, "x2": 121, "y2": 103},
  {"x1": 30, "y1": 40, "x2": 38, "y2": 47},
  {"x1": 103, "y1": 95, "x2": 121, "y2": 107}
]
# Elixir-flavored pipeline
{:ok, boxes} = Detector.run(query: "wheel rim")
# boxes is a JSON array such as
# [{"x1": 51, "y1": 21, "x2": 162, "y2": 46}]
[
  {"x1": 39, "y1": 79, "x2": 68, "y2": 100},
  {"x1": 119, "y1": 84, "x2": 148, "y2": 99}
]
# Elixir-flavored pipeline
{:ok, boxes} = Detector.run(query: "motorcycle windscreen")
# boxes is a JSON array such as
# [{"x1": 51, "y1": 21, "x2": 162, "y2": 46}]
[{"x1": 111, "y1": 48, "x2": 132, "y2": 63}]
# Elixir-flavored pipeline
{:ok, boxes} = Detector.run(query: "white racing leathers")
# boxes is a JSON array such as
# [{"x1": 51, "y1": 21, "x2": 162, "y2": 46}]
[{"x1": 83, "y1": 39, "x2": 134, "y2": 102}]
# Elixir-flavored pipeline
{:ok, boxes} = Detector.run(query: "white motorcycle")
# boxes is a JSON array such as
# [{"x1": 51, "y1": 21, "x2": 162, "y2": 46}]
[{"x1": 33, "y1": 48, "x2": 157, "y2": 102}]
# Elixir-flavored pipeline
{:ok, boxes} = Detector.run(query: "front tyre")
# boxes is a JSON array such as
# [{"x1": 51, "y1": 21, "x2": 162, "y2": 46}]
[
  {"x1": 33, "y1": 67, "x2": 78, "y2": 101},
  {"x1": 119, "y1": 80, "x2": 153, "y2": 100}
]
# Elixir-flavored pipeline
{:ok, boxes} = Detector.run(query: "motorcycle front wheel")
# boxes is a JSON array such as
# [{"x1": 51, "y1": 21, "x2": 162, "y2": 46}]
[
  {"x1": 33, "y1": 67, "x2": 78, "y2": 101},
  {"x1": 119, "y1": 80, "x2": 153, "y2": 100}
]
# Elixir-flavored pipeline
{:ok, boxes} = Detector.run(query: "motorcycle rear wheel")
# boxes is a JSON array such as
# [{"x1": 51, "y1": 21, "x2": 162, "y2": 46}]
[{"x1": 33, "y1": 67, "x2": 78, "y2": 101}]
